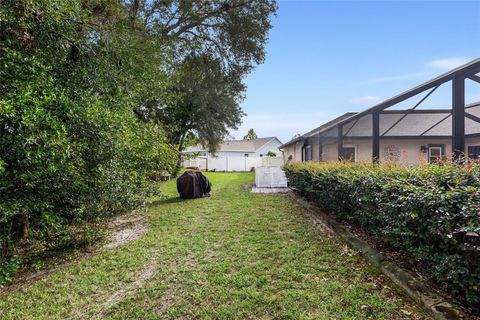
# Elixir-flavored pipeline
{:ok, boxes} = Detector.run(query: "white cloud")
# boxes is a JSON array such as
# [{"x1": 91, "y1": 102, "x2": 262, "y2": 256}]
[
  {"x1": 427, "y1": 57, "x2": 472, "y2": 70},
  {"x1": 348, "y1": 95, "x2": 382, "y2": 105}
]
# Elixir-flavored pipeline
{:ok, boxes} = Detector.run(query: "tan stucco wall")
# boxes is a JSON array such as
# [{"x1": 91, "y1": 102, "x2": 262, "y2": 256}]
[
  {"x1": 321, "y1": 142, "x2": 338, "y2": 161},
  {"x1": 340, "y1": 138, "x2": 453, "y2": 165},
  {"x1": 283, "y1": 144, "x2": 295, "y2": 162},
  {"x1": 380, "y1": 139, "x2": 451, "y2": 165},
  {"x1": 283, "y1": 141, "x2": 304, "y2": 163},
  {"x1": 312, "y1": 142, "x2": 320, "y2": 161},
  {"x1": 466, "y1": 137, "x2": 480, "y2": 150},
  {"x1": 286, "y1": 137, "x2": 480, "y2": 165},
  {"x1": 342, "y1": 139, "x2": 372, "y2": 162}
]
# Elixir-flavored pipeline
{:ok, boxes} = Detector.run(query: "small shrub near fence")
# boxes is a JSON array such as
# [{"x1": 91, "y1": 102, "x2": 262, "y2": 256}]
[{"x1": 284, "y1": 161, "x2": 480, "y2": 306}]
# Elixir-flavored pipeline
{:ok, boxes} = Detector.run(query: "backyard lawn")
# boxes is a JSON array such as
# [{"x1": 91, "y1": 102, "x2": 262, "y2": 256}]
[{"x1": 0, "y1": 173, "x2": 427, "y2": 319}]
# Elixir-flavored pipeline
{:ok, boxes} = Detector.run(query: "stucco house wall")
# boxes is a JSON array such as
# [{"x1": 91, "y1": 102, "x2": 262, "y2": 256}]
[
  {"x1": 312, "y1": 142, "x2": 320, "y2": 161},
  {"x1": 320, "y1": 142, "x2": 338, "y2": 161},
  {"x1": 466, "y1": 136, "x2": 480, "y2": 152},
  {"x1": 342, "y1": 139, "x2": 371, "y2": 162},
  {"x1": 283, "y1": 144, "x2": 295, "y2": 162},
  {"x1": 380, "y1": 139, "x2": 451, "y2": 164},
  {"x1": 284, "y1": 141, "x2": 304, "y2": 162},
  {"x1": 309, "y1": 137, "x2": 480, "y2": 165},
  {"x1": 280, "y1": 104, "x2": 480, "y2": 165}
]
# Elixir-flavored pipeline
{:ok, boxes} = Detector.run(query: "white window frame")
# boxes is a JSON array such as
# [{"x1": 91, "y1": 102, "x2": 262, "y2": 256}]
[{"x1": 428, "y1": 145, "x2": 444, "y2": 163}]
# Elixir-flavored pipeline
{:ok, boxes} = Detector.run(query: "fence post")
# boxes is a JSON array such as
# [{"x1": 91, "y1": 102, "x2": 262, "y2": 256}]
[{"x1": 452, "y1": 75, "x2": 465, "y2": 159}]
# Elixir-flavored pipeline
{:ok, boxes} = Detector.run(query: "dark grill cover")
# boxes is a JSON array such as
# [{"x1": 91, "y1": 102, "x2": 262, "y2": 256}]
[{"x1": 176, "y1": 171, "x2": 211, "y2": 199}]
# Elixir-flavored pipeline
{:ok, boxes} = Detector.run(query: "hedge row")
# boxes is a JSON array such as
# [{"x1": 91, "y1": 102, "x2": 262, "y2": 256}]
[{"x1": 283, "y1": 161, "x2": 480, "y2": 305}]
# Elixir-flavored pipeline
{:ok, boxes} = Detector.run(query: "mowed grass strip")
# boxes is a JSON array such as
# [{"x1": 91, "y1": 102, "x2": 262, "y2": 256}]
[{"x1": 0, "y1": 173, "x2": 427, "y2": 319}]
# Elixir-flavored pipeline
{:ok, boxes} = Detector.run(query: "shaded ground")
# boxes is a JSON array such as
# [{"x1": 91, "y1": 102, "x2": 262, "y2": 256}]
[{"x1": 0, "y1": 173, "x2": 428, "y2": 319}]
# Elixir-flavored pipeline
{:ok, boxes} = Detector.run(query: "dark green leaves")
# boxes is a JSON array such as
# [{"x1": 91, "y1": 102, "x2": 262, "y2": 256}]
[{"x1": 284, "y1": 161, "x2": 480, "y2": 306}]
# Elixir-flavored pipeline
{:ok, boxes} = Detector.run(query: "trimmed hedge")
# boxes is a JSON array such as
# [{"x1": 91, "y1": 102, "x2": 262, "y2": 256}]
[{"x1": 284, "y1": 161, "x2": 480, "y2": 305}]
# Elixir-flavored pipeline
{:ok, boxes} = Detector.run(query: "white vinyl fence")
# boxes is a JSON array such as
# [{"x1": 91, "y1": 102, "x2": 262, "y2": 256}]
[{"x1": 182, "y1": 156, "x2": 284, "y2": 172}]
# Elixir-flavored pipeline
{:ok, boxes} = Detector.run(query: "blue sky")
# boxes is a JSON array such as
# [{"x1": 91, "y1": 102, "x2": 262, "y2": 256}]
[{"x1": 231, "y1": 0, "x2": 480, "y2": 143}]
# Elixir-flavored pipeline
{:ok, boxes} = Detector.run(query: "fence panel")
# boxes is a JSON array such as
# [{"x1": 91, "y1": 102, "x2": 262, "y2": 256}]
[
  {"x1": 207, "y1": 157, "x2": 227, "y2": 171},
  {"x1": 183, "y1": 156, "x2": 283, "y2": 172},
  {"x1": 226, "y1": 157, "x2": 247, "y2": 171}
]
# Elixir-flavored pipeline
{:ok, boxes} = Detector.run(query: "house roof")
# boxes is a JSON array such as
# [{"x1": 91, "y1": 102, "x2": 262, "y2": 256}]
[
  {"x1": 330, "y1": 58, "x2": 480, "y2": 134},
  {"x1": 341, "y1": 103, "x2": 480, "y2": 138},
  {"x1": 280, "y1": 103, "x2": 480, "y2": 148},
  {"x1": 280, "y1": 57, "x2": 480, "y2": 148},
  {"x1": 279, "y1": 112, "x2": 357, "y2": 148},
  {"x1": 184, "y1": 137, "x2": 281, "y2": 153}
]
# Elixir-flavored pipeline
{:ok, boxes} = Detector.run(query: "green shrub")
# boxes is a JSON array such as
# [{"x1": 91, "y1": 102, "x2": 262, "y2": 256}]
[
  {"x1": 284, "y1": 161, "x2": 480, "y2": 305},
  {"x1": 0, "y1": 0, "x2": 178, "y2": 282},
  {"x1": 0, "y1": 256, "x2": 21, "y2": 288}
]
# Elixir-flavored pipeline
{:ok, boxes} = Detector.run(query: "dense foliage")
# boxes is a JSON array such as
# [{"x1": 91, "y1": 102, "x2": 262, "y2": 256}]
[
  {"x1": 243, "y1": 128, "x2": 258, "y2": 140},
  {"x1": 135, "y1": 54, "x2": 246, "y2": 155},
  {"x1": 0, "y1": 0, "x2": 276, "y2": 285},
  {"x1": 0, "y1": 0, "x2": 178, "y2": 283},
  {"x1": 284, "y1": 161, "x2": 480, "y2": 305}
]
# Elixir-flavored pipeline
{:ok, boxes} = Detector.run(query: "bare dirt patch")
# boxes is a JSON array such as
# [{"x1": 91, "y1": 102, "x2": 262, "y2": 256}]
[
  {"x1": 0, "y1": 211, "x2": 149, "y2": 296},
  {"x1": 102, "y1": 263, "x2": 158, "y2": 309},
  {"x1": 103, "y1": 212, "x2": 149, "y2": 250}
]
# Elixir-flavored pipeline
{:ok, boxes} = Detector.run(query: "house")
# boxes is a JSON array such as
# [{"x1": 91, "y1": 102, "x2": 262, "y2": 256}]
[
  {"x1": 281, "y1": 59, "x2": 480, "y2": 165},
  {"x1": 183, "y1": 137, "x2": 283, "y2": 171}
]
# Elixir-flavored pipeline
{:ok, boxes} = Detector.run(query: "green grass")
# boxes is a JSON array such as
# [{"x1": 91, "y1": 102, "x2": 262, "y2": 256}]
[{"x1": 0, "y1": 173, "x2": 428, "y2": 319}]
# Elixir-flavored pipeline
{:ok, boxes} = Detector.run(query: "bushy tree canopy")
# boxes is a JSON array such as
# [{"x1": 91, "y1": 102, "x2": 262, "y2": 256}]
[
  {"x1": 136, "y1": 54, "x2": 245, "y2": 153},
  {"x1": 0, "y1": 0, "x2": 178, "y2": 263},
  {"x1": 243, "y1": 128, "x2": 258, "y2": 140},
  {"x1": 0, "y1": 0, "x2": 276, "y2": 283}
]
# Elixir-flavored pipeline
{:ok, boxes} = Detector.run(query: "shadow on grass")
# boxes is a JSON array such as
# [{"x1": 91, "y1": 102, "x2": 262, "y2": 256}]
[{"x1": 150, "y1": 197, "x2": 193, "y2": 206}]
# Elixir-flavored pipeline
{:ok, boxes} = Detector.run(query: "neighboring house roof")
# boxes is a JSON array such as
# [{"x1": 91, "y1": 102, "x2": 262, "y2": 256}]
[{"x1": 184, "y1": 137, "x2": 282, "y2": 153}]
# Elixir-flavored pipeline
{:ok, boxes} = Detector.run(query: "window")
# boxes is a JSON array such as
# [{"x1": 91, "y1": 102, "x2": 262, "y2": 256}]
[
  {"x1": 339, "y1": 145, "x2": 356, "y2": 162},
  {"x1": 468, "y1": 145, "x2": 480, "y2": 159},
  {"x1": 304, "y1": 145, "x2": 312, "y2": 161},
  {"x1": 428, "y1": 144, "x2": 444, "y2": 163}
]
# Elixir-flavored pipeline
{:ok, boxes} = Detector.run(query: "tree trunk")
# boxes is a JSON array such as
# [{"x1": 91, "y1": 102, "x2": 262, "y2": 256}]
[
  {"x1": 129, "y1": 0, "x2": 140, "y2": 27},
  {"x1": 176, "y1": 133, "x2": 187, "y2": 169},
  {"x1": 12, "y1": 212, "x2": 29, "y2": 242}
]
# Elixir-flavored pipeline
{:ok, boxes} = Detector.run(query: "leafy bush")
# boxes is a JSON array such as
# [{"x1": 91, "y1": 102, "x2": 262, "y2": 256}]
[
  {"x1": 0, "y1": 256, "x2": 21, "y2": 288},
  {"x1": 0, "y1": 0, "x2": 178, "y2": 281},
  {"x1": 284, "y1": 161, "x2": 480, "y2": 305}
]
